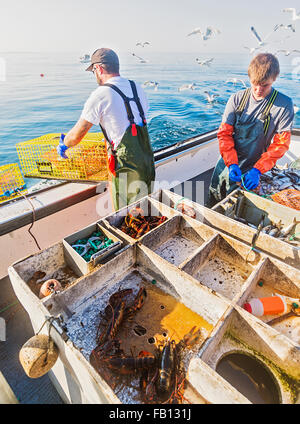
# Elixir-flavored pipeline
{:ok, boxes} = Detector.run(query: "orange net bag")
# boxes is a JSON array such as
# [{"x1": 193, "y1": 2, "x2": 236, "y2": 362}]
[{"x1": 271, "y1": 189, "x2": 300, "y2": 211}]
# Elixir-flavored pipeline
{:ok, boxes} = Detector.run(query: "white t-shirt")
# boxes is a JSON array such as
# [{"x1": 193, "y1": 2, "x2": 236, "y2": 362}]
[{"x1": 81, "y1": 76, "x2": 149, "y2": 149}]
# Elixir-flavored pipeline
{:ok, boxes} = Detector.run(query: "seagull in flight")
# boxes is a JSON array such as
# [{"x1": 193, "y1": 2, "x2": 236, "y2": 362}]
[
  {"x1": 142, "y1": 81, "x2": 159, "y2": 90},
  {"x1": 131, "y1": 53, "x2": 149, "y2": 63},
  {"x1": 178, "y1": 83, "x2": 197, "y2": 92},
  {"x1": 225, "y1": 78, "x2": 247, "y2": 88},
  {"x1": 276, "y1": 49, "x2": 300, "y2": 56},
  {"x1": 243, "y1": 45, "x2": 261, "y2": 54},
  {"x1": 283, "y1": 8, "x2": 300, "y2": 21},
  {"x1": 250, "y1": 26, "x2": 273, "y2": 47},
  {"x1": 204, "y1": 91, "x2": 219, "y2": 104},
  {"x1": 274, "y1": 23, "x2": 296, "y2": 32},
  {"x1": 196, "y1": 57, "x2": 214, "y2": 66},
  {"x1": 136, "y1": 41, "x2": 150, "y2": 47},
  {"x1": 187, "y1": 26, "x2": 221, "y2": 40}
]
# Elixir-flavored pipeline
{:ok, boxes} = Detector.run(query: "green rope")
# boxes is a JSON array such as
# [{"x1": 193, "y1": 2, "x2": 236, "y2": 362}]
[
  {"x1": 240, "y1": 175, "x2": 250, "y2": 192},
  {"x1": 289, "y1": 232, "x2": 300, "y2": 241},
  {"x1": 0, "y1": 300, "x2": 19, "y2": 314},
  {"x1": 240, "y1": 175, "x2": 273, "y2": 201}
]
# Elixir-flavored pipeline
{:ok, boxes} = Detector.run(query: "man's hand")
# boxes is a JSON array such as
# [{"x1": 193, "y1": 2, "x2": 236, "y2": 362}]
[
  {"x1": 243, "y1": 167, "x2": 261, "y2": 190},
  {"x1": 57, "y1": 134, "x2": 69, "y2": 159},
  {"x1": 228, "y1": 164, "x2": 242, "y2": 182}
]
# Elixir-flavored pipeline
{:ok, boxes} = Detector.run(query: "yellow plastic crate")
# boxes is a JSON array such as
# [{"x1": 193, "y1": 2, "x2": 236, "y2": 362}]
[
  {"x1": 0, "y1": 163, "x2": 27, "y2": 203},
  {"x1": 16, "y1": 132, "x2": 109, "y2": 182}
]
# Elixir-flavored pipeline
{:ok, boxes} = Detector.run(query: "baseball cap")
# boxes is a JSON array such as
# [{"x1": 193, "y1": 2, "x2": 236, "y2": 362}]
[{"x1": 85, "y1": 48, "x2": 119, "y2": 72}]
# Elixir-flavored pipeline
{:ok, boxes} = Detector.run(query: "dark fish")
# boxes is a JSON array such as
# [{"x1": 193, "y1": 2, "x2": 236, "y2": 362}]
[
  {"x1": 269, "y1": 228, "x2": 280, "y2": 237},
  {"x1": 262, "y1": 225, "x2": 272, "y2": 234},
  {"x1": 278, "y1": 182, "x2": 293, "y2": 190}
]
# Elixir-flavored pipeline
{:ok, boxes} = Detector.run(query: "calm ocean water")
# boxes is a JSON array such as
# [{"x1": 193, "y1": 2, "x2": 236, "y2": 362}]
[{"x1": 0, "y1": 51, "x2": 299, "y2": 188}]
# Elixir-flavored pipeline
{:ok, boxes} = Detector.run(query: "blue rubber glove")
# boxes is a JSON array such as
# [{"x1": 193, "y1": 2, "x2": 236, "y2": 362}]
[
  {"x1": 57, "y1": 134, "x2": 68, "y2": 159},
  {"x1": 228, "y1": 164, "x2": 242, "y2": 182},
  {"x1": 243, "y1": 167, "x2": 261, "y2": 190}
]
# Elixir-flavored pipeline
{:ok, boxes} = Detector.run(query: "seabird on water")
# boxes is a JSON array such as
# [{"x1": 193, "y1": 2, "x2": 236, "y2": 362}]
[
  {"x1": 178, "y1": 83, "x2": 197, "y2": 92},
  {"x1": 204, "y1": 90, "x2": 219, "y2": 103},
  {"x1": 142, "y1": 81, "x2": 159, "y2": 90}
]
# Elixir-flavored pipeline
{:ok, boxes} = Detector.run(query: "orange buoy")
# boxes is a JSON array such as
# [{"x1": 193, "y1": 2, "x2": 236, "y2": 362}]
[
  {"x1": 39, "y1": 279, "x2": 62, "y2": 299},
  {"x1": 244, "y1": 296, "x2": 287, "y2": 316},
  {"x1": 129, "y1": 206, "x2": 144, "y2": 217}
]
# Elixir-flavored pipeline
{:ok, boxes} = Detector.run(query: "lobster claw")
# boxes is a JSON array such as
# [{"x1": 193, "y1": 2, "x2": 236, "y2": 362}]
[
  {"x1": 181, "y1": 326, "x2": 202, "y2": 348},
  {"x1": 124, "y1": 287, "x2": 147, "y2": 320}
]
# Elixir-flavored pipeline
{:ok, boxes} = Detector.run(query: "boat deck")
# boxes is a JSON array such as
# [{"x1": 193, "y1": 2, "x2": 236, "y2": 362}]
[
  {"x1": 0, "y1": 168, "x2": 214, "y2": 404},
  {"x1": 0, "y1": 275, "x2": 63, "y2": 404}
]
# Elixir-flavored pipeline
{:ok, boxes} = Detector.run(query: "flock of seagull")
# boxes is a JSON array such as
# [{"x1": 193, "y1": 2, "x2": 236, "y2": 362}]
[{"x1": 131, "y1": 8, "x2": 299, "y2": 109}]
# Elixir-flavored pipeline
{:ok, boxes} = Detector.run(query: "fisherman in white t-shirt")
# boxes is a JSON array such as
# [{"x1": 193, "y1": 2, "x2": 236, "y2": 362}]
[{"x1": 57, "y1": 48, "x2": 155, "y2": 210}]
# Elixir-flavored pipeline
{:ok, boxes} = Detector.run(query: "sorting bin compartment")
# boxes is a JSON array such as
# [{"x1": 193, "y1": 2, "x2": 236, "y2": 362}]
[
  {"x1": 41, "y1": 243, "x2": 229, "y2": 404},
  {"x1": 236, "y1": 257, "x2": 300, "y2": 345},
  {"x1": 8, "y1": 192, "x2": 300, "y2": 405},
  {"x1": 198, "y1": 306, "x2": 300, "y2": 404},
  {"x1": 152, "y1": 188, "x2": 300, "y2": 269},
  {"x1": 10, "y1": 241, "x2": 80, "y2": 300},
  {"x1": 102, "y1": 196, "x2": 178, "y2": 243},
  {"x1": 181, "y1": 233, "x2": 259, "y2": 301},
  {"x1": 141, "y1": 214, "x2": 216, "y2": 266},
  {"x1": 213, "y1": 189, "x2": 300, "y2": 247},
  {"x1": 63, "y1": 222, "x2": 124, "y2": 275}
]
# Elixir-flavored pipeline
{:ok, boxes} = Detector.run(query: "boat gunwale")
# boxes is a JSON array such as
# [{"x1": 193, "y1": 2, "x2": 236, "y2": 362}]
[{"x1": 0, "y1": 127, "x2": 299, "y2": 237}]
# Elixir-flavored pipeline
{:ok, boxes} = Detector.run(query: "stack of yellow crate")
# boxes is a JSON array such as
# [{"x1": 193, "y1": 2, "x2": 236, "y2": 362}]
[
  {"x1": 0, "y1": 163, "x2": 27, "y2": 203},
  {"x1": 16, "y1": 132, "x2": 108, "y2": 182}
]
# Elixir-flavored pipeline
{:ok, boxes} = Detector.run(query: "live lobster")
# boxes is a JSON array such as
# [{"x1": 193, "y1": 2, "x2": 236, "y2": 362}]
[{"x1": 120, "y1": 206, "x2": 167, "y2": 239}]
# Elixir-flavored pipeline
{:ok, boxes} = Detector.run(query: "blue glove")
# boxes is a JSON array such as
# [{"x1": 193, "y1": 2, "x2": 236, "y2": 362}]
[
  {"x1": 243, "y1": 167, "x2": 261, "y2": 190},
  {"x1": 57, "y1": 134, "x2": 68, "y2": 159},
  {"x1": 228, "y1": 164, "x2": 242, "y2": 182}
]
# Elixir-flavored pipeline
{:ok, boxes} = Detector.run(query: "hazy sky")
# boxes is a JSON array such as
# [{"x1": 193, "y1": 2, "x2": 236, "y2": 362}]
[{"x1": 0, "y1": 0, "x2": 299, "y2": 54}]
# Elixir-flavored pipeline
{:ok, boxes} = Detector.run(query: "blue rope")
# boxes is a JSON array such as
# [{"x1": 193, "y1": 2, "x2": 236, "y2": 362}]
[{"x1": 0, "y1": 184, "x2": 27, "y2": 198}]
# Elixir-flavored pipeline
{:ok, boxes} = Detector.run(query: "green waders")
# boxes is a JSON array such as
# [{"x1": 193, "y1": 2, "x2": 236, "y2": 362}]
[
  {"x1": 100, "y1": 80, "x2": 155, "y2": 211},
  {"x1": 206, "y1": 88, "x2": 278, "y2": 207}
]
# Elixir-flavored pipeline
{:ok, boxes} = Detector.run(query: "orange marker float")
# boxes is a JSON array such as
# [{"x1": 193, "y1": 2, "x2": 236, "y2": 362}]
[
  {"x1": 244, "y1": 295, "x2": 288, "y2": 316},
  {"x1": 39, "y1": 279, "x2": 62, "y2": 299}
]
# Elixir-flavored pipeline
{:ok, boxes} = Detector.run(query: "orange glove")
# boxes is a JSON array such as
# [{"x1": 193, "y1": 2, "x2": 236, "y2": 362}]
[
  {"x1": 254, "y1": 131, "x2": 291, "y2": 174},
  {"x1": 217, "y1": 123, "x2": 238, "y2": 167}
]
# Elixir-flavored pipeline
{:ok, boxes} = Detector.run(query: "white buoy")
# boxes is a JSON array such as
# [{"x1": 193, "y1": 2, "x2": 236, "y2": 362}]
[{"x1": 19, "y1": 334, "x2": 58, "y2": 378}]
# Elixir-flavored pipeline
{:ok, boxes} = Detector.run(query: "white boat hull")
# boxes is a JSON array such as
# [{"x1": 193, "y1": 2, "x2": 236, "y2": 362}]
[{"x1": 1, "y1": 130, "x2": 300, "y2": 279}]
